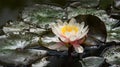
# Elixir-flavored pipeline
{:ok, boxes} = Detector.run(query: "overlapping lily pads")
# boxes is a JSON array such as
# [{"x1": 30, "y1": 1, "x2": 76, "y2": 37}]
[
  {"x1": 0, "y1": 1, "x2": 119, "y2": 66},
  {"x1": 0, "y1": 33, "x2": 47, "y2": 66}
]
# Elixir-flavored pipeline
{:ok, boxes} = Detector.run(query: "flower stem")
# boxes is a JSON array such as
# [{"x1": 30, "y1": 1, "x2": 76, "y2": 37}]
[{"x1": 68, "y1": 45, "x2": 74, "y2": 56}]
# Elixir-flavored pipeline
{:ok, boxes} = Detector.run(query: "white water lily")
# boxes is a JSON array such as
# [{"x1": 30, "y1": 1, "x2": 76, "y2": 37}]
[{"x1": 51, "y1": 18, "x2": 89, "y2": 53}]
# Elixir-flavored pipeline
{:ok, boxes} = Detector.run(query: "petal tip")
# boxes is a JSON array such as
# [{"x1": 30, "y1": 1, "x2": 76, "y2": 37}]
[{"x1": 74, "y1": 45, "x2": 84, "y2": 53}]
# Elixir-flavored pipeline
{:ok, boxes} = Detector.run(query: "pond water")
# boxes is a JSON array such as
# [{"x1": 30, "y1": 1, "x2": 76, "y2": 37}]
[{"x1": 0, "y1": 0, "x2": 120, "y2": 67}]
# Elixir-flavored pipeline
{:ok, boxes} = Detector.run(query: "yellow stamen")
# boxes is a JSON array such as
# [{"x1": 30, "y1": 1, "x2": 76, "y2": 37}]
[{"x1": 61, "y1": 25, "x2": 79, "y2": 35}]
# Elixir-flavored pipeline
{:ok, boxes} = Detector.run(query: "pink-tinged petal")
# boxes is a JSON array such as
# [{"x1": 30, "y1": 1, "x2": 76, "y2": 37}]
[
  {"x1": 69, "y1": 18, "x2": 76, "y2": 25},
  {"x1": 59, "y1": 36, "x2": 70, "y2": 43},
  {"x1": 70, "y1": 36, "x2": 77, "y2": 42},
  {"x1": 51, "y1": 25, "x2": 62, "y2": 37},
  {"x1": 73, "y1": 45, "x2": 84, "y2": 53},
  {"x1": 59, "y1": 34, "x2": 70, "y2": 43},
  {"x1": 52, "y1": 28, "x2": 59, "y2": 35},
  {"x1": 70, "y1": 40, "x2": 84, "y2": 53},
  {"x1": 81, "y1": 26, "x2": 89, "y2": 34},
  {"x1": 80, "y1": 29, "x2": 89, "y2": 39},
  {"x1": 78, "y1": 22, "x2": 85, "y2": 32},
  {"x1": 56, "y1": 19, "x2": 63, "y2": 25},
  {"x1": 77, "y1": 28, "x2": 89, "y2": 39},
  {"x1": 63, "y1": 21, "x2": 68, "y2": 25},
  {"x1": 70, "y1": 40, "x2": 79, "y2": 45},
  {"x1": 79, "y1": 37, "x2": 86, "y2": 44}
]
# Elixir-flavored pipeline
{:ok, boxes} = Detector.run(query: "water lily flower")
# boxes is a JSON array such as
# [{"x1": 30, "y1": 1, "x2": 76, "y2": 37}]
[{"x1": 51, "y1": 18, "x2": 89, "y2": 53}]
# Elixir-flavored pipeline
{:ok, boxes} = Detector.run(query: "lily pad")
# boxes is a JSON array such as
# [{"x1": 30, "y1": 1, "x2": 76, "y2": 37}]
[
  {"x1": 77, "y1": 0, "x2": 99, "y2": 8},
  {"x1": 0, "y1": 49, "x2": 47, "y2": 66},
  {"x1": 81, "y1": 56, "x2": 105, "y2": 67},
  {"x1": 22, "y1": 4, "x2": 65, "y2": 24},
  {"x1": 74, "y1": 14, "x2": 107, "y2": 46},
  {"x1": 32, "y1": 0, "x2": 68, "y2": 8},
  {"x1": 0, "y1": 34, "x2": 48, "y2": 66},
  {"x1": 101, "y1": 44, "x2": 120, "y2": 65}
]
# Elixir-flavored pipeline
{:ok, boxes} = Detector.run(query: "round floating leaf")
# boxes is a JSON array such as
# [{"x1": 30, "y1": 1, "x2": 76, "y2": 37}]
[
  {"x1": 22, "y1": 4, "x2": 65, "y2": 24},
  {"x1": 101, "y1": 44, "x2": 120, "y2": 65},
  {"x1": 81, "y1": 56, "x2": 105, "y2": 67},
  {"x1": 74, "y1": 14, "x2": 107, "y2": 46}
]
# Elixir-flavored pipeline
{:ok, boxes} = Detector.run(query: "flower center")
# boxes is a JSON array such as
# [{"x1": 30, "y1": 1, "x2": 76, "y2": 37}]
[{"x1": 61, "y1": 25, "x2": 79, "y2": 35}]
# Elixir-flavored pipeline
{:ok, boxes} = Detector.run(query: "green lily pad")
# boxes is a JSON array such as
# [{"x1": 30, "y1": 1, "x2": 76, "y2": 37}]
[
  {"x1": 32, "y1": 0, "x2": 68, "y2": 8},
  {"x1": 81, "y1": 56, "x2": 105, "y2": 67},
  {"x1": 0, "y1": 33, "x2": 48, "y2": 66},
  {"x1": 77, "y1": 0, "x2": 99, "y2": 8},
  {"x1": 22, "y1": 4, "x2": 64, "y2": 24},
  {"x1": 101, "y1": 45, "x2": 120, "y2": 65},
  {"x1": 0, "y1": 49, "x2": 47, "y2": 66}
]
